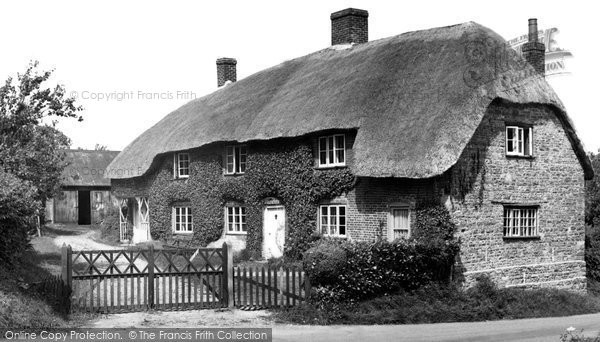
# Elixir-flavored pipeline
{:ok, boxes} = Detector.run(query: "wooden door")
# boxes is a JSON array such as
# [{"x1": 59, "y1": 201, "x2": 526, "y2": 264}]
[
  {"x1": 54, "y1": 190, "x2": 78, "y2": 223},
  {"x1": 263, "y1": 206, "x2": 285, "y2": 258}
]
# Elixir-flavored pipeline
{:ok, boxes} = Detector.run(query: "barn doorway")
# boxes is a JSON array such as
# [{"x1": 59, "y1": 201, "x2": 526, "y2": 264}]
[{"x1": 78, "y1": 190, "x2": 91, "y2": 225}]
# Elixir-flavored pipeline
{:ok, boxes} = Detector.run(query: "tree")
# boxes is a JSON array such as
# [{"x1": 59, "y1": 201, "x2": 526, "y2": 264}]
[
  {"x1": 0, "y1": 61, "x2": 82, "y2": 263},
  {"x1": 0, "y1": 61, "x2": 82, "y2": 205},
  {"x1": 94, "y1": 143, "x2": 108, "y2": 151}
]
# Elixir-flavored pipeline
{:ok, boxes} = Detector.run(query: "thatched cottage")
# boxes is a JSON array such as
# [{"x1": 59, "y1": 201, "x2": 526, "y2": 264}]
[{"x1": 106, "y1": 8, "x2": 593, "y2": 289}]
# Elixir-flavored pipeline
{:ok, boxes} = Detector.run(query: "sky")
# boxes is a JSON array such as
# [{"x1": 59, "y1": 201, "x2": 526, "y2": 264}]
[{"x1": 0, "y1": 0, "x2": 598, "y2": 152}]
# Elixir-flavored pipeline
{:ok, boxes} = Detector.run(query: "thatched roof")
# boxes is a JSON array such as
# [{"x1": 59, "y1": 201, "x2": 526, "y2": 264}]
[
  {"x1": 62, "y1": 149, "x2": 120, "y2": 187},
  {"x1": 107, "y1": 22, "x2": 592, "y2": 180}
]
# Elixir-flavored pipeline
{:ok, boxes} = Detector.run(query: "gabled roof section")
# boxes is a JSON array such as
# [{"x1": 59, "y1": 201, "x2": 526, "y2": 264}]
[
  {"x1": 107, "y1": 22, "x2": 592, "y2": 180},
  {"x1": 62, "y1": 149, "x2": 120, "y2": 186}
]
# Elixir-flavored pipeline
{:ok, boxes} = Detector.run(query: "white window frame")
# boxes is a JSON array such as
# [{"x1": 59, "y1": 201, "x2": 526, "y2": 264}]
[
  {"x1": 174, "y1": 153, "x2": 190, "y2": 179},
  {"x1": 506, "y1": 126, "x2": 533, "y2": 157},
  {"x1": 503, "y1": 206, "x2": 538, "y2": 238},
  {"x1": 225, "y1": 206, "x2": 247, "y2": 234},
  {"x1": 172, "y1": 206, "x2": 193, "y2": 234},
  {"x1": 225, "y1": 145, "x2": 247, "y2": 175},
  {"x1": 318, "y1": 134, "x2": 346, "y2": 167},
  {"x1": 388, "y1": 206, "x2": 411, "y2": 241},
  {"x1": 319, "y1": 204, "x2": 347, "y2": 237}
]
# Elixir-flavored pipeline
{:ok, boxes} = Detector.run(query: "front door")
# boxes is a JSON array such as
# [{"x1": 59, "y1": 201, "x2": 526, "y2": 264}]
[
  {"x1": 263, "y1": 206, "x2": 285, "y2": 259},
  {"x1": 132, "y1": 197, "x2": 150, "y2": 244}
]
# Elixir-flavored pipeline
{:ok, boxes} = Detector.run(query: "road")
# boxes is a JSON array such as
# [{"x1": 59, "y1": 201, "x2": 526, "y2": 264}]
[{"x1": 272, "y1": 313, "x2": 600, "y2": 342}]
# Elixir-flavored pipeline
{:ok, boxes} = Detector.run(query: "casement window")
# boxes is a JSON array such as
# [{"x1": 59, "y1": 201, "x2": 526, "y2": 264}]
[
  {"x1": 173, "y1": 206, "x2": 193, "y2": 234},
  {"x1": 225, "y1": 145, "x2": 247, "y2": 175},
  {"x1": 506, "y1": 126, "x2": 533, "y2": 157},
  {"x1": 318, "y1": 134, "x2": 346, "y2": 167},
  {"x1": 319, "y1": 204, "x2": 346, "y2": 237},
  {"x1": 503, "y1": 207, "x2": 538, "y2": 238},
  {"x1": 389, "y1": 207, "x2": 410, "y2": 240},
  {"x1": 174, "y1": 153, "x2": 190, "y2": 178},
  {"x1": 225, "y1": 206, "x2": 247, "y2": 234}
]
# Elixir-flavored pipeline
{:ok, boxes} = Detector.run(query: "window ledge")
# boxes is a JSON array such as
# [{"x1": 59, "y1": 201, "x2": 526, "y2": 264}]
[
  {"x1": 173, "y1": 231, "x2": 194, "y2": 235},
  {"x1": 503, "y1": 236, "x2": 541, "y2": 241},
  {"x1": 505, "y1": 155, "x2": 535, "y2": 160},
  {"x1": 315, "y1": 165, "x2": 347, "y2": 170},
  {"x1": 322, "y1": 235, "x2": 347, "y2": 239},
  {"x1": 223, "y1": 173, "x2": 245, "y2": 177},
  {"x1": 173, "y1": 177, "x2": 189, "y2": 181},
  {"x1": 226, "y1": 232, "x2": 248, "y2": 236}
]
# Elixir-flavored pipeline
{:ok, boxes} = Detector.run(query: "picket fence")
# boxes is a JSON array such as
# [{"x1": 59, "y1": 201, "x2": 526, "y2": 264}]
[{"x1": 41, "y1": 243, "x2": 310, "y2": 313}]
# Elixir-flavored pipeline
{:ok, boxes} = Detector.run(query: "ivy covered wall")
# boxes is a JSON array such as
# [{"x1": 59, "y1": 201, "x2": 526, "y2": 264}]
[{"x1": 113, "y1": 135, "x2": 356, "y2": 259}]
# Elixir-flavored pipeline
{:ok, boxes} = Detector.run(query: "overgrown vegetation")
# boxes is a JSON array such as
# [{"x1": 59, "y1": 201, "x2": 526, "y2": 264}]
[
  {"x1": 0, "y1": 62, "x2": 81, "y2": 264},
  {"x1": 303, "y1": 203, "x2": 459, "y2": 305},
  {"x1": 586, "y1": 152, "x2": 600, "y2": 290},
  {"x1": 274, "y1": 276, "x2": 600, "y2": 325},
  {"x1": 129, "y1": 137, "x2": 355, "y2": 260}
]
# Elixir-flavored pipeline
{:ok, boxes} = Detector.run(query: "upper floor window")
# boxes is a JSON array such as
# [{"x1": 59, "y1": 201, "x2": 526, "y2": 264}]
[
  {"x1": 174, "y1": 153, "x2": 190, "y2": 178},
  {"x1": 225, "y1": 145, "x2": 247, "y2": 175},
  {"x1": 503, "y1": 206, "x2": 538, "y2": 238},
  {"x1": 389, "y1": 207, "x2": 410, "y2": 241},
  {"x1": 319, "y1": 134, "x2": 346, "y2": 167},
  {"x1": 225, "y1": 205, "x2": 247, "y2": 234},
  {"x1": 173, "y1": 205, "x2": 193, "y2": 234},
  {"x1": 506, "y1": 126, "x2": 532, "y2": 157},
  {"x1": 319, "y1": 204, "x2": 346, "y2": 237}
]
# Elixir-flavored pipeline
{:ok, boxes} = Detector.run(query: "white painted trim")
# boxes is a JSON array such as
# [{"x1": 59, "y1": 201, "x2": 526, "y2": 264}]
[
  {"x1": 317, "y1": 134, "x2": 346, "y2": 167},
  {"x1": 318, "y1": 204, "x2": 347, "y2": 237},
  {"x1": 224, "y1": 145, "x2": 247, "y2": 175},
  {"x1": 388, "y1": 206, "x2": 411, "y2": 241},
  {"x1": 172, "y1": 205, "x2": 193, "y2": 234}
]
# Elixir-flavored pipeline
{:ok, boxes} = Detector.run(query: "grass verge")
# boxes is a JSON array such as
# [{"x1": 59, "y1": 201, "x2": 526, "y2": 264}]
[{"x1": 273, "y1": 277, "x2": 600, "y2": 325}]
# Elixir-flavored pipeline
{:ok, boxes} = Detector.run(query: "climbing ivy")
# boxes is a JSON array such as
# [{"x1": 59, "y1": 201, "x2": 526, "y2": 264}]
[{"x1": 144, "y1": 137, "x2": 355, "y2": 260}]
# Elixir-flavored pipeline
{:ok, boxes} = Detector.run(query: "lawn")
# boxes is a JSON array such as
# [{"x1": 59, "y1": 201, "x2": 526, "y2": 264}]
[{"x1": 273, "y1": 278, "x2": 600, "y2": 325}]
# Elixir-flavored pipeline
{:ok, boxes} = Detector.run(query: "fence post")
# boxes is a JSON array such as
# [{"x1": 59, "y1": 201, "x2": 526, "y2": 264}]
[
  {"x1": 304, "y1": 271, "x2": 311, "y2": 301},
  {"x1": 147, "y1": 244, "x2": 155, "y2": 309},
  {"x1": 61, "y1": 243, "x2": 72, "y2": 288},
  {"x1": 223, "y1": 242, "x2": 234, "y2": 308}
]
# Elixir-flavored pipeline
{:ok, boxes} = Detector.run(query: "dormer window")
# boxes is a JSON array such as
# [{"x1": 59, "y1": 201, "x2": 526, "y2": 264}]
[
  {"x1": 225, "y1": 145, "x2": 247, "y2": 175},
  {"x1": 174, "y1": 153, "x2": 190, "y2": 178},
  {"x1": 506, "y1": 126, "x2": 533, "y2": 157},
  {"x1": 318, "y1": 134, "x2": 346, "y2": 167}
]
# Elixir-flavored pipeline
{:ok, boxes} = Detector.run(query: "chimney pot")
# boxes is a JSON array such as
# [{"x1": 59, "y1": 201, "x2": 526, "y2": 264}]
[
  {"x1": 216, "y1": 57, "x2": 237, "y2": 87},
  {"x1": 522, "y1": 18, "x2": 545, "y2": 77},
  {"x1": 330, "y1": 8, "x2": 369, "y2": 45}
]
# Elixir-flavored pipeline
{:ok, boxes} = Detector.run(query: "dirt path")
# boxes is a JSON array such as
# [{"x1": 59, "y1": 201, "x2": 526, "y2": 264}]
[{"x1": 85, "y1": 308, "x2": 273, "y2": 328}]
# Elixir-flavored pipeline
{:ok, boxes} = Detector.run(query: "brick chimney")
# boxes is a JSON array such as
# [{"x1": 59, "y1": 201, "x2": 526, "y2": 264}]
[
  {"x1": 522, "y1": 19, "x2": 545, "y2": 76},
  {"x1": 216, "y1": 57, "x2": 237, "y2": 87},
  {"x1": 330, "y1": 8, "x2": 368, "y2": 45}
]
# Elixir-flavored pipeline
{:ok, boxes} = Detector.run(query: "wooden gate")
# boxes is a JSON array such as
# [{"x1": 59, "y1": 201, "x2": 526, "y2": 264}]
[
  {"x1": 234, "y1": 266, "x2": 310, "y2": 308},
  {"x1": 62, "y1": 243, "x2": 232, "y2": 313}
]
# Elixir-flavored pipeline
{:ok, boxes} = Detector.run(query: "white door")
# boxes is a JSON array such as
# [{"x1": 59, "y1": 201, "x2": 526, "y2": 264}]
[
  {"x1": 263, "y1": 206, "x2": 285, "y2": 259},
  {"x1": 132, "y1": 197, "x2": 150, "y2": 244}
]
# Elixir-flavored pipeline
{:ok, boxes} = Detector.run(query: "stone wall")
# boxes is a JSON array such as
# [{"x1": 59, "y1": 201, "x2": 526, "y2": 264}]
[{"x1": 446, "y1": 100, "x2": 586, "y2": 290}]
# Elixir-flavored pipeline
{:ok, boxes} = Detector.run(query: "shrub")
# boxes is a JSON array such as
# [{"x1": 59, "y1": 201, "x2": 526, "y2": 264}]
[
  {"x1": 304, "y1": 238, "x2": 459, "y2": 303},
  {"x1": 0, "y1": 171, "x2": 39, "y2": 265},
  {"x1": 99, "y1": 207, "x2": 120, "y2": 243},
  {"x1": 412, "y1": 201, "x2": 457, "y2": 243},
  {"x1": 303, "y1": 239, "x2": 347, "y2": 287},
  {"x1": 586, "y1": 225, "x2": 600, "y2": 282}
]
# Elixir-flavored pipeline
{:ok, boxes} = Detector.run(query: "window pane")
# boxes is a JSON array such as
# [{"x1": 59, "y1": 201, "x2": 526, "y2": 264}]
[
  {"x1": 335, "y1": 135, "x2": 344, "y2": 149},
  {"x1": 336, "y1": 149, "x2": 344, "y2": 164}
]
